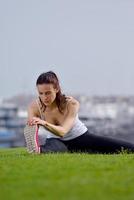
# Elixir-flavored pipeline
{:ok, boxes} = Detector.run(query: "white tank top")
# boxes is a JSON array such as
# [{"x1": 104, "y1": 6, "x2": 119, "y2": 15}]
[
  {"x1": 36, "y1": 99, "x2": 88, "y2": 143},
  {"x1": 46, "y1": 114, "x2": 87, "y2": 140}
]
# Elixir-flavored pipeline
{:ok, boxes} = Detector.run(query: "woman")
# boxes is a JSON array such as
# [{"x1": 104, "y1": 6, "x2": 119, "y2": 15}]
[{"x1": 24, "y1": 71, "x2": 134, "y2": 154}]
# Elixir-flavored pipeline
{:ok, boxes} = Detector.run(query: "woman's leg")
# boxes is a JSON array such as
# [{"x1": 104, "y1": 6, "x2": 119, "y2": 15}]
[
  {"x1": 40, "y1": 138, "x2": 68, "y2": 153},
  {"x1": 63, "y1": 131, "x2": 134, "y2": 153}
]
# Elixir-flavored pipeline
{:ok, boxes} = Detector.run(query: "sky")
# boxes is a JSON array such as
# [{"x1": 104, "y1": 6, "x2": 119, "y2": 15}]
[{"x1": 0, "y1": 0, "x2": 134, "y2": 98}]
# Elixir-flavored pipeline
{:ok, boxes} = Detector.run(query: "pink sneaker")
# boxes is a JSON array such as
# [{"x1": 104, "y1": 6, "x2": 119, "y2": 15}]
[{"x1": 24, "y1": 124, "x2": 40, "y2": 154}]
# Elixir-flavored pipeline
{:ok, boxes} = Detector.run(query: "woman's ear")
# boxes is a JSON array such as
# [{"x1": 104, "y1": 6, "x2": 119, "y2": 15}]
[
  {"x1": 54, "y1": 86, "x2": 59, "y2": 93},
  {"x1": 55, "y1": 88, "x2": 59, "y2": 93}
]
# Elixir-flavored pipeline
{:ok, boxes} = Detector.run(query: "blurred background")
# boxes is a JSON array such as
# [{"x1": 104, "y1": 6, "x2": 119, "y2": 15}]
[{"x1": 0, "y1": 0, "x2": 134, "y2": 148}]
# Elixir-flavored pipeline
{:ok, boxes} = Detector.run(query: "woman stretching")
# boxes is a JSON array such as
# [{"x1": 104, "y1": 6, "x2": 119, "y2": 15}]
[{"x1": 24, "y1": 71, "x2": 134, "y2": 154}]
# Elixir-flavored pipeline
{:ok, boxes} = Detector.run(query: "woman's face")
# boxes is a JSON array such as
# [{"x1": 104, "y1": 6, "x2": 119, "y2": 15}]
[{"x1": 37, "y1": 83, "x2": 58, "y2": 106}]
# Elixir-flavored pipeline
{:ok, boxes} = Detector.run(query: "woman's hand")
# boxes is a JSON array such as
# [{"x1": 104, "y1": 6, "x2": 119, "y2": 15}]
[{"x1": 27, "y1": 117, "x2": 46, "y2": 126}]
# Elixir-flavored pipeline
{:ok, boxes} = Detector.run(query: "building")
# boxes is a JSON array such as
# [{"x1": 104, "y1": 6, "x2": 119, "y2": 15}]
[{"x1": 0, "y1": 102, "x2": 26, "y2": 148}]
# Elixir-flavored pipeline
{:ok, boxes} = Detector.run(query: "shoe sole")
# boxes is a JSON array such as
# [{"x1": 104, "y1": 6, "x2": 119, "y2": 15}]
[{"x1": 24, "y1": 124, "x2": 40, "y2": 153}]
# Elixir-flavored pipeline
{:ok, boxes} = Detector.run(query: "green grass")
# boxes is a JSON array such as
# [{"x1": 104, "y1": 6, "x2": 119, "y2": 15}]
[{"x1": 0, "y1": 148, "x2": 134, "y2": 200}]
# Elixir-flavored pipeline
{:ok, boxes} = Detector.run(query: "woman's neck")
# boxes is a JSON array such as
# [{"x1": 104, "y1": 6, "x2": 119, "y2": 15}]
[{"x1": 45, "y1": 101, "x2": 57, "y2": 112}]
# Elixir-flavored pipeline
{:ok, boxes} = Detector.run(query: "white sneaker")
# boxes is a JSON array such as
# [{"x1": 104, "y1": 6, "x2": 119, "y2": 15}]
[{"x1": 24, "y1": 124, "x2": 40, "y2": 154}]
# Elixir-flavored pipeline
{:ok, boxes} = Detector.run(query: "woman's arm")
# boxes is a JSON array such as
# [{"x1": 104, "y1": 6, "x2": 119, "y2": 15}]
[
  {"x1": 32, "y1": 99, "x2": 80, "y2": 137},
  {"x1": 26, "y1": 100, "x2": 64, "y2": 136},
  {"x1": 27, "y1": 101, "x2": 40, "y2": 126}
]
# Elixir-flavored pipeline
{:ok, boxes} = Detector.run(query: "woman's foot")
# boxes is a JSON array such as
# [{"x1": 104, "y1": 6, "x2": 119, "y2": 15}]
[{"x1": 24, "y1": 124, "x2": 40, "y2": 154}]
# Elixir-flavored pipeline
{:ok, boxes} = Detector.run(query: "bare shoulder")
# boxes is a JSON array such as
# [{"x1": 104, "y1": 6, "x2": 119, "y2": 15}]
[
  {"x1": 27, "y1": 99, "x2": 39, "y2": 116},
  {"x1": 66, "y1": 96, "x2": 79, "y2": 104},
  {"x1": 66, "y1": 96, "x2": 80, "y2": 112},
  {"x1": 28, "y1": 100, "x2": 37, "y2": 109}
]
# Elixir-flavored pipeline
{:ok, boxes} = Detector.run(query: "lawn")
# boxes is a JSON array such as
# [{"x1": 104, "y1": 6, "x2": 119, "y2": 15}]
[{"x1": 0, "y1": 148, "x2": 134, "y2": 200}]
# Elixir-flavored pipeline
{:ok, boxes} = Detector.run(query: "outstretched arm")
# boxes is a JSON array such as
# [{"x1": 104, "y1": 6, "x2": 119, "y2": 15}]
[{"x1": 32, "y1": 99, "x2": 80, "y2": 137}]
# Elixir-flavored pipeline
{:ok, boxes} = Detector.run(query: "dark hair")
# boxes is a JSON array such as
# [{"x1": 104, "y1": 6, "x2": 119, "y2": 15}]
[{"x1": 36, "y1": 71, "x2": 67, "y2": 114}]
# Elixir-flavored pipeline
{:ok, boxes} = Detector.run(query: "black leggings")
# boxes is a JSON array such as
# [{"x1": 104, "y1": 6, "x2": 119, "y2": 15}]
[{"x1": 40, "y1": 131, "x2": 134, "y2": 154}]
